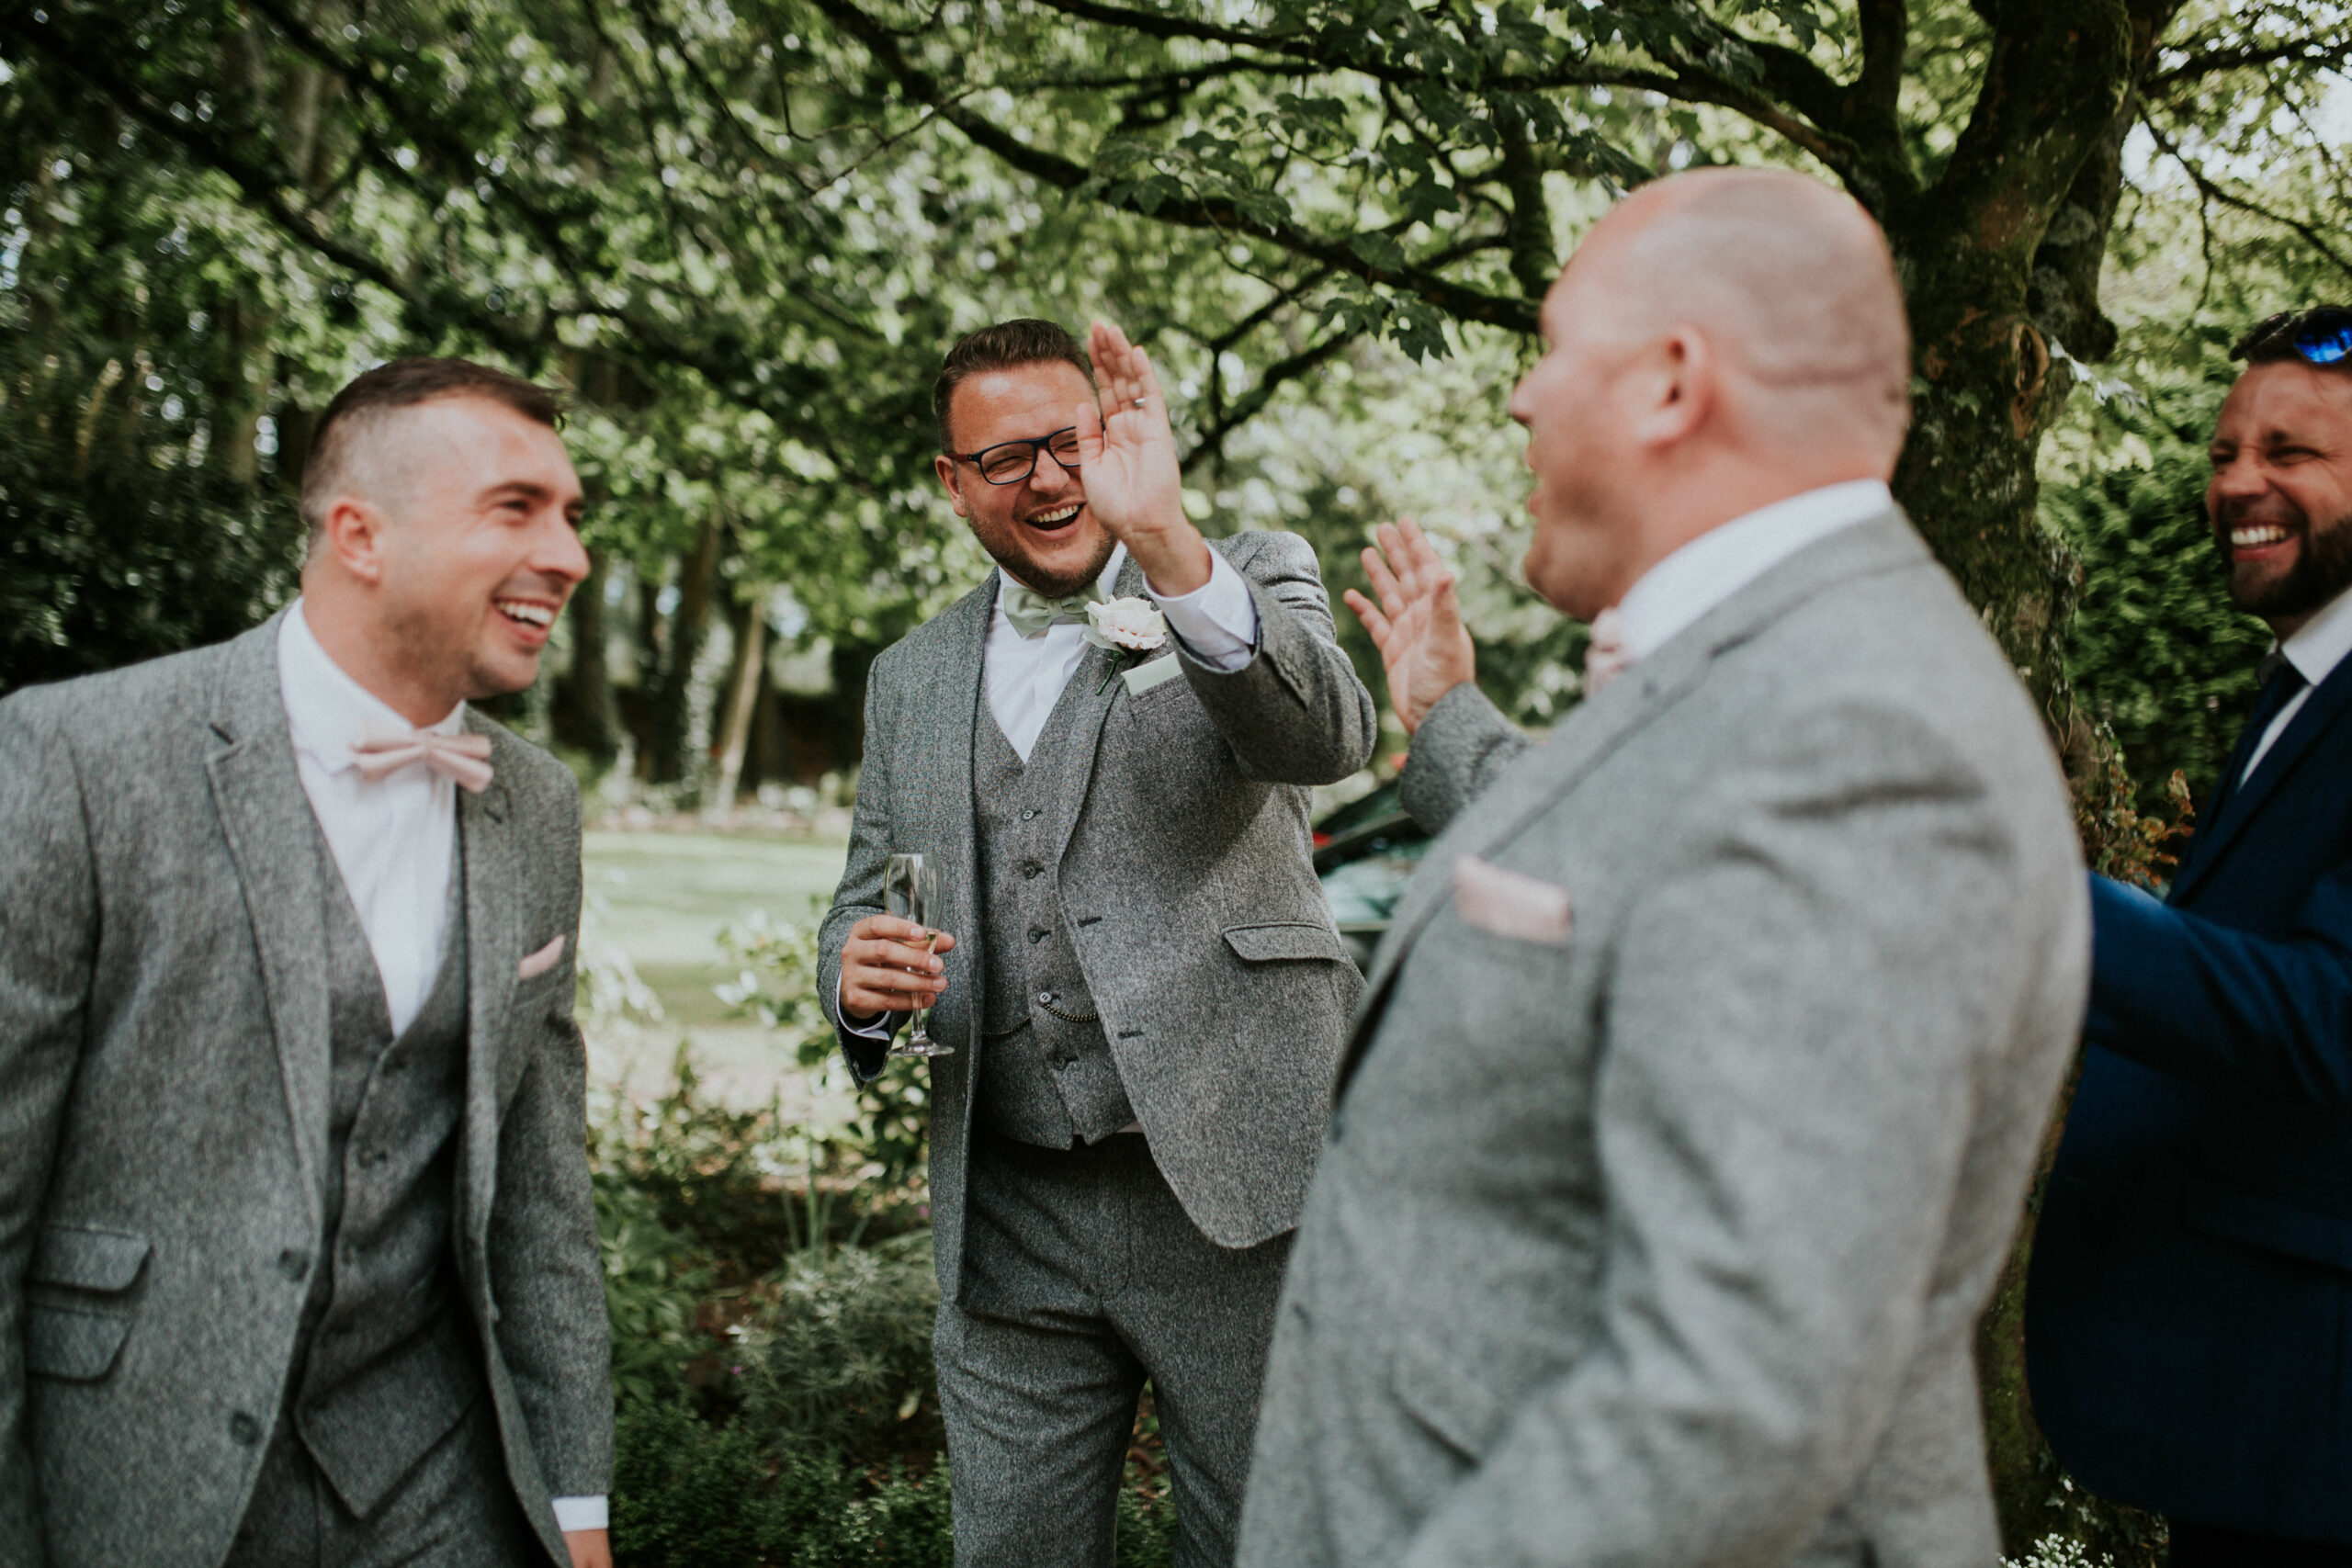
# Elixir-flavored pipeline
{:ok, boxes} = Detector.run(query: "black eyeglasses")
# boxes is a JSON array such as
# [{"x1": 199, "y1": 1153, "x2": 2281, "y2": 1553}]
[
  {"x1": 2231, "y1": 307, "x2": 2352, "y2": 367},
  {"x1": 948, "y1": 426, "x2": 1083, "y2": 486}
]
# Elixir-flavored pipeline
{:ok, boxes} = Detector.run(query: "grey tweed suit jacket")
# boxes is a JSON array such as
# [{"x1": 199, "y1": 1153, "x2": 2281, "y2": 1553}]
[
  {"x1": 0, "y1": 614, "x2": 613, "y2": 1568},
  {"x1": 819, "y1": 531, "x2": 1376, "y2": 1301},
  {"x1": 1238, "y1": 513, "x2": 2089, "y2": 1568}
]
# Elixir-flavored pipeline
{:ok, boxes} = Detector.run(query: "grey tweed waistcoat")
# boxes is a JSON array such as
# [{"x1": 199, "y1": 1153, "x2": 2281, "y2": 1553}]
[
  {"x1": 971, "y1": 687, "x2": 1137, "y2": 1147},
  {"x1": 289, "y1": 823, "x2": 479, "y2": 1517}
]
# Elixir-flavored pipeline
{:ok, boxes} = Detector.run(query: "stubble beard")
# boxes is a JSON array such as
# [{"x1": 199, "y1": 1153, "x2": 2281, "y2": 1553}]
[
  {"x1": 972, "y1": 513, "x2": 1118, "y2": 600},
  {"x1": 2219, "y1": 496, "x2": 2352, "y2": 624}
]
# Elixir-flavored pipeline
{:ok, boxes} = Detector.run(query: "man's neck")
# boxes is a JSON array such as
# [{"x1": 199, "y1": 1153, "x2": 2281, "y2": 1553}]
[{"x1": 298, "y1": 584, "x2": 462, "y2": 728}]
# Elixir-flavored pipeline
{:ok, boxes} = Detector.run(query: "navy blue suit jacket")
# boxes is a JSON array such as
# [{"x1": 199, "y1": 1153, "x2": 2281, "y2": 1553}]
[{"x1": 2028, "y1": 649, "x2": 2352, "y2": 1540}]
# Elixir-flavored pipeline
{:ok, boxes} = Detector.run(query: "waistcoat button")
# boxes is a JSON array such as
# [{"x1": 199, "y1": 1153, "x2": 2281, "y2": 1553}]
[
  {"x1": 229, "y1": 1412, "x2": 262, "y2": 1446},
  {"x1": 1022, "y1": 861, "x2": 1042, "y2": 879},
  {"x1": 277, "y1": 1248, "x2": 310, "y2": 1281},
  {"x1": 1028, "y1": 924, "x2": 1048, "y2": 943},
  {"x1": 1021, "y1": 807, "x2": 1039, "y2": 821}
]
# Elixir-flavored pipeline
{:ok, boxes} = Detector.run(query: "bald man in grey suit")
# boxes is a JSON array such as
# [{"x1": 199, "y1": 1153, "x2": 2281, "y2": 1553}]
[{"x1": 1238, "y1": 171, "x2": 2088, "y2": 1568}]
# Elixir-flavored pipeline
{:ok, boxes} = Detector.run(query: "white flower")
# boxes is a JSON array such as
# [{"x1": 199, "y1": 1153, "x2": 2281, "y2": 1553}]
[{"x1": 1083, "y1": 596, "x2": 1168, "y2": 653}]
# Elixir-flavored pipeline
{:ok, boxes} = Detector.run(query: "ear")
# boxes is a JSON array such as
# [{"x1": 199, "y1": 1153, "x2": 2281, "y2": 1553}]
[
  {"x1": 1632, "y1": 327, "x2": 1714, "y2": 451},
  {"x1": 934, "y1": 453, "x2": 970, "y2": 518},
  {"x1": 318, "y1": 494, "x2": 391, "y2": 585}
]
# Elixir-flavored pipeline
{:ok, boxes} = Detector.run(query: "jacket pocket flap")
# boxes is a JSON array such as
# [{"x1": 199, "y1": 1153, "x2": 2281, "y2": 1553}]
[
  {"x1": 2184, "y1": 1181, "x2": 2352, "y2": 1273},
  {"x1": 30, "y1": 1224, "x2": 152, "y2": 1292},
  {"x1": 26, "y1": 1303, "x2": 131, "y2": 1382},
  {"x1": 1224, "y1": 922, "x2": 1351, "y2": 964},
  {"x1": 1390, "y1": 1336, "x2": 1509, "y2": 1461}
]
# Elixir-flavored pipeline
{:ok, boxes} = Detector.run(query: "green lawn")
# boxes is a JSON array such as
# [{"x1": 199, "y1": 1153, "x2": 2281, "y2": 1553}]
[
  {"x1": 583, "y1": 828, "x2": 849, "y2": 1027},
  {"x1": 581, "y1": 829, "x2": 851, "y2": 1109}
]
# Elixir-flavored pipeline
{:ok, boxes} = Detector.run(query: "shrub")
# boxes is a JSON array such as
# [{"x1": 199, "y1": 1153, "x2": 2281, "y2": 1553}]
[{"x1": 735, "y1": 1233, "x2": 945, "y2": 1465}]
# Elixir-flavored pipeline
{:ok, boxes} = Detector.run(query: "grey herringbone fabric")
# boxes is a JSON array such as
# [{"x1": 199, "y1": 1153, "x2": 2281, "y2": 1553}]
[
  {"x1": 223, "y1": 1394, "x2": 539, "y2": 1568},
  {"x1": 938, "y1": 1132, "x2": 1290, "y2": 1568},
  {"x1": 287, "y1": 830, "x2": 478, "y2": 1523},
  {"x1": 0, "y1": 613, "x2": 610, "y2": 1568},
  {"x1": 820, "y1": 529, "x2": 1374, "y2": 1562},
  {"x1": 1238, "y1": 513, "x2": 2090, "y2": 1568},
  {"x1": 971, "y1": 694, "x2": 1134, "y2": 1147},
  {"x1": 820, "y1": 530, "x2": 1375, "y2": 1298}
]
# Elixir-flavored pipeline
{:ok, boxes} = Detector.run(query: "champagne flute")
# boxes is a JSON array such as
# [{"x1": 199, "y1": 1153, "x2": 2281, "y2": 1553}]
[{"x1": 882, "y1": 853, "x2": 953, "y2": 1058}]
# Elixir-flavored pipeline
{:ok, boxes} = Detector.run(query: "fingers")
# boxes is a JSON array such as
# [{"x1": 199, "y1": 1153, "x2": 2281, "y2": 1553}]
[
  {"x1": 1342, "y1": 586, "x2": 1393, "y2": 649},
  {"x1": 1362, "y1": 536, "x2": 1407, "y2": 618},
  {"x1": 1087, "y1": 321, "x2": 1168, "y2": 436}
]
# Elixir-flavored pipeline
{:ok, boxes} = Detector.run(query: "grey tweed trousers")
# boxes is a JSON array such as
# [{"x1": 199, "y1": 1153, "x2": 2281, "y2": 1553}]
[{"x1": 938, "y1": 1129, "x2": 1291, "y2": 1568}]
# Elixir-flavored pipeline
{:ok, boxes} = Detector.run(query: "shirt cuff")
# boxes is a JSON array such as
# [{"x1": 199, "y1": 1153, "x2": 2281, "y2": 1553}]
[
  {"x1": 837, "y1": 971, "x2": 896, "y2": 1041},
  {"x1": 1147, "y1": 549, "x2": 1260, "y2": 672},
  {"x1": 551, "y1": 1495, "x2": 608, "y2": 1532}
]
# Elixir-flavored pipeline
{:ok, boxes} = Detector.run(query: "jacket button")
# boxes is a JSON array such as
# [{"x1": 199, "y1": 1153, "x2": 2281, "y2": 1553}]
[
  {"x1": 1022, "y1": 861, "x2": 1042, "y2": 879},
  {"x1": 1028, "y1": 925, "x2": 1049, "y2": 944},
  {"x1": 277, "y1": 1249, "x2": 310, "y2": 1281},
  {"x1": 358, "y1": 1148, "x2": 386, "y2": 1168},
  {"x1": 1021, "y1": 807, "x2": 1039, "y2": 821},
  {"x1": 229, "y1": 1412, "x2": 262, "y2": 1446}
]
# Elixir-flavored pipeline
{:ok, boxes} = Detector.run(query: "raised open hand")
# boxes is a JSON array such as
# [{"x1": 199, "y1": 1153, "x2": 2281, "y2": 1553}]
[
  {"x1": 1342, "y1": 519, "x2": 1476, "y2": 736},
  {"x1": 1076, "y1": 321, "x2": 1210, "y2": 594}
]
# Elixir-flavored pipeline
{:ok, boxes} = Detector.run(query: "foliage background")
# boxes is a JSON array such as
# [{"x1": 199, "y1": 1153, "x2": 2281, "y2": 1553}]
[{"x1": 5, "y1": 1, "x2": 2349, "y2": 1562}]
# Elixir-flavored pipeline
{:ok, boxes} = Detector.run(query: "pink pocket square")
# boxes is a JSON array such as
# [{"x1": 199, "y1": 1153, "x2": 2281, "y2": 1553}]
[
  {"x1": 1452, "y1": 855, "x2": 1573, "y2": 945},
  {"x1": 517, "y1": 934, "x2": 567, "y2": 980}
]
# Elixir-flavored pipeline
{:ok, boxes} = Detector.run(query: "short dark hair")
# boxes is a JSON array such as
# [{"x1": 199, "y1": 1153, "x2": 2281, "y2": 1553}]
[
  {"x1": 932, "y1": 319, "x2": 1093, "y2": 453},
  {"x1": 2230, "y1": 306, "x2": 2352, "y2": 370},
  {"x1": 300, "y1": 357, "x2": 563, "y2": 540}
]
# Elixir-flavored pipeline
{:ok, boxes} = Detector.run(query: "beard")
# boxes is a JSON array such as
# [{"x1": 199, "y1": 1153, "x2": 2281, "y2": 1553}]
[
  {"x1": 2216, "y1": 493, "x2": 2352, "y2": 623},
  {"x1": 968, "y1": 510, "x2": 1118, "y2": 600}
]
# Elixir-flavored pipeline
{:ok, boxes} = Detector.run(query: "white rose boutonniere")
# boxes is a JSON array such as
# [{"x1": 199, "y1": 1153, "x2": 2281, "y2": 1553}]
[{"x1": 1083, "y1": 597, "x2": 1170, "y2": 692}]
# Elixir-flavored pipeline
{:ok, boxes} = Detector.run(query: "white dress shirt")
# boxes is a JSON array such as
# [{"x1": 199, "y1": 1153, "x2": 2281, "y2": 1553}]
[
  {"x1": 276, "y1": 604, "x2": 607, "y2": 1536},
  {"x1": 1613, "y1": 479, "x2": 1894, "y2": 660},
  {"x1": 2243, "y1": 581, "x2": 2352, "y2": 782},
  {"x1": 985, "y1": 543, "x2": 1260, "y2": 761},
  {"x1": 842, "y1": 542, "x2": 1261, "y2": 1034},
  {"x1": 277, "y1": 604, "x2": 465, "y2": 1036}
]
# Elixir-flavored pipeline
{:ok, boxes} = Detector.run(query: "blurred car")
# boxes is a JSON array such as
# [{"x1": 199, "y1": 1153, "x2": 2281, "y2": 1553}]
[{"x1": 1313, "y1": 781, "x2": 1431, "y2": 971}]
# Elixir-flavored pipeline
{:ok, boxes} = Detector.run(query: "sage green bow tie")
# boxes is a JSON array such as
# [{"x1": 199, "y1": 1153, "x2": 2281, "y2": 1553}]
[{"x1": 1001, "y1": 578, "x2": 1107, "y2": 638}]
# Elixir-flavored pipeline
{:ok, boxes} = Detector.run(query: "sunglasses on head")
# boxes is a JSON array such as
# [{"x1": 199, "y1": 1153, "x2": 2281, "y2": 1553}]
[{"x1": 2232, "y1": 307, "x2": 2352, "y2": 367}]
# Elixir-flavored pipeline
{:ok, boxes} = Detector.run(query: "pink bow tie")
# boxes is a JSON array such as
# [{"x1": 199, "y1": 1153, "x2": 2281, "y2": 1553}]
[
  {"x1": 351, "y1": 729, "x2": 494, "y2": 794},
  {"x1": 1583, "y1": 607, "x2": 1632, "y2": 696}
]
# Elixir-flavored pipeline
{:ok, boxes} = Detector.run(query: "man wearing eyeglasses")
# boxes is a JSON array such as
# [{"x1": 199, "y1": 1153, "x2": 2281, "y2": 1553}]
[
  {"x1": 817, "y1": 318, "x2": 1374, "y2": 1565},
  {"x1": 2029, "y1": 306, "x2": 2352, "y2": 1565}
]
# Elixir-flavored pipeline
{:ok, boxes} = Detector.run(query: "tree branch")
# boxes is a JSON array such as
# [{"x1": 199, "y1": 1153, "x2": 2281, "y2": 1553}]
[
  {"x1": 808, "y1": 0, "x2": 1541, "y2": 333},
  {"x1": 2141, "y1": 108, "x2": 2352, "y2": 288}
]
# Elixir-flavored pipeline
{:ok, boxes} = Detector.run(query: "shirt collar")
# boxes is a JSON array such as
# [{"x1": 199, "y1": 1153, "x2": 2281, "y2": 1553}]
[
  {"x1": 1614, "y1": 479, "x2": 1893, "y2": 660},
  {"x1": 2277, "y1": 581, "x2": 2352, "y2": 692},
  {"x1": 995, "y1": 544, "x2": 1129, "y2": 616},
  {"x1": 277, "y1": 600, "x2": 467, "y2": 773}
]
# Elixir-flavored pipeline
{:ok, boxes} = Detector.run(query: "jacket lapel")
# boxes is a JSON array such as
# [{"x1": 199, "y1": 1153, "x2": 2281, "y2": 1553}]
[
  {"x1": 458, "y1": 725, "x2": 521, "y2": 1239},
  {"x1": 2171, "y1": 655, "x2": 2352, "y2": 903},
  {"x1": 930, "y1": 579, "x2": 995, "y2": 1057},
  {"x1": 1346, "y1": 513, "x2": 1935, "y2": 1081},
  {"x1": 203, "y1": 611, "x2": 333, "y2": 1234},
  {"x1": 1043, "y1": 552, "x2": 1143, "y2": 870}
]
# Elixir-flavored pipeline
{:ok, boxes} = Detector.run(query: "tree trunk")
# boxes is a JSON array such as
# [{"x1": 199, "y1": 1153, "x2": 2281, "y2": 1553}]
[
  {"x1": 554, "y1": 547, "x2": 622, "y2": 764},
  {"x1": 706, "y1": 593, "x2": 766, "y2": 818},
  {"x1": 645, "y1": 513, "x2": 722, "y2": 786}
]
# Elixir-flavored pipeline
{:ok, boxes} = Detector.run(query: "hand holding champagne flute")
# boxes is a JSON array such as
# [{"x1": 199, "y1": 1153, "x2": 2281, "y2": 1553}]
[{"x1": 841, "y1": 852, "x2": 957, "y2": 1055}]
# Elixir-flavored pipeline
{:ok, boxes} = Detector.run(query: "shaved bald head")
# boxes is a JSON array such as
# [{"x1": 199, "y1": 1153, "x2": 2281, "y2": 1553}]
[
  {"x1": 1509, "y1": 167, "x2": 1915, "y2": 620},
  {"x1": 1590, "y1": 169, "x2": 1910, "y2": 450}
]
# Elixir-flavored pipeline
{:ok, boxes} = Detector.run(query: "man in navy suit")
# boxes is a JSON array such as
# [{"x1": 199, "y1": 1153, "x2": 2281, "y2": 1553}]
[{"x1": 2029, "y1": 304, "x2": 2352, "y2": 1566}]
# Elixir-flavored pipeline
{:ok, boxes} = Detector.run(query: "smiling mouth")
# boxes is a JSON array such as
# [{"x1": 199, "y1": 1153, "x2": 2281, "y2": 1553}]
[
  {"x1": 1023, "y1": 503, "x2": 1083, "y2": 533},
  {"x1": 495, "y1": 599, "x2": 558, "y2": 629}
]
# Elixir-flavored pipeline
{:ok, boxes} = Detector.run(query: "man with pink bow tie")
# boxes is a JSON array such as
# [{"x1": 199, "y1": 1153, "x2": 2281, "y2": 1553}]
[
  {"x1": 0, "y1": 359, "x2": 613, "y2": 1568},
  {"x1": 1238, "y1": 169, "x2": 2088, "y2": 1568}
]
